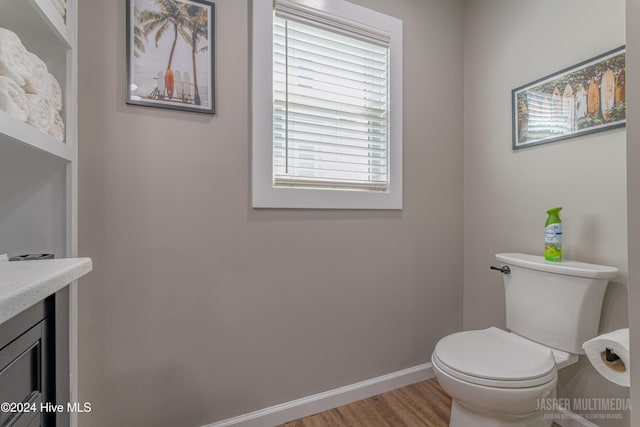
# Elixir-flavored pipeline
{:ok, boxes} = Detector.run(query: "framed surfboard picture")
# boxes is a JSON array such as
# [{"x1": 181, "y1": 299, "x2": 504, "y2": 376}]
[
  {"x1": 126, "y1": 0, "x2": 215, "y2": 114},
  {"x1": 512, "y1": 46, "x2": 625, "y2": 150}
]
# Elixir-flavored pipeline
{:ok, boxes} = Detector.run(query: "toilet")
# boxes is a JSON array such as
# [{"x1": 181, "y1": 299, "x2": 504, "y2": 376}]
[{"x1": 432, "y1": 253, "x2": 618, "y2": 427}]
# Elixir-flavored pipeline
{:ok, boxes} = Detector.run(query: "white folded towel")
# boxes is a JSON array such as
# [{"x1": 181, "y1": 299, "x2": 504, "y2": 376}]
[
  {"x1": 46, "y1": 73, "x2": 63, "y2": 112},
  {"x1": 51, "y1": 0, "x2": 66, "y2": 19},
  {"x1": 0, "y1": 75, "x2": 29, "y2": 122},
  {"x1": 0, "y1": 28, "x2": 33, "y2": 87},
  {"x1": 26, "y1": 94, "x2": 54, "y2": 134},
  {"x1": 24, "y1": 52, "x2": 49, "y2": 95},
  {"x1": 48, "y1": 110, "x2": 65, "y2": 141}
]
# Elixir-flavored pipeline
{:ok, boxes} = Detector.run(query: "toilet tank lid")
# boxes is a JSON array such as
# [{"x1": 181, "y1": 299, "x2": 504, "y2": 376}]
[{"x1": 496, "y1": 253, "x2": 618, "y2": 279}]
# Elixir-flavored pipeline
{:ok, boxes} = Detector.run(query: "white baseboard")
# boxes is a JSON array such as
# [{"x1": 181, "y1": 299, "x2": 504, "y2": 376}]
[
  {"x1": 554, "y1": 406, "x2": 599, "y2": 427},
  {"x1": 202, "y1": 362, "x2": 434, "y2": 427}
]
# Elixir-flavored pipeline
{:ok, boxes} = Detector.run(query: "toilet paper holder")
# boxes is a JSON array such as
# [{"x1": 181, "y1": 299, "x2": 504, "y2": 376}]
[
  {"x1": 600, "y1": 348, "x2": 626, "y2": 374},
  {"x1": 583, "y1": 328, "x2": 629, "y2": 386},
  {"x1": 606, "y1": 348, "x2": 621, "y2": 362}
]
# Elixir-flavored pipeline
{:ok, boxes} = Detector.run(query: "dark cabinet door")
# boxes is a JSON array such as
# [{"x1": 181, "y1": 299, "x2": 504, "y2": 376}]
[{"x1": 0, "y1": 299, "x2": 54, "y2": 427}]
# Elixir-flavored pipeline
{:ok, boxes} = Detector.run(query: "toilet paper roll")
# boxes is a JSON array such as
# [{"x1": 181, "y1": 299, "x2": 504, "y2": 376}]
[{"x1": 582, "y1": 328, "x2": 630, "y2": 387}]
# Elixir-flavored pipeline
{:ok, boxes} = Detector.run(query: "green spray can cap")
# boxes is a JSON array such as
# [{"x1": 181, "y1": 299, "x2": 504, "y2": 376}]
[{"x1": 545, "y1": 207, "x2": 562, "y2": 226}]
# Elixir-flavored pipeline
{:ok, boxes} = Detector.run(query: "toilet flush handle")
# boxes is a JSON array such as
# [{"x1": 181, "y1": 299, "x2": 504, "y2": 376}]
[{"x1": 490, "y1": 265, "x2": 511, "y2": 275}]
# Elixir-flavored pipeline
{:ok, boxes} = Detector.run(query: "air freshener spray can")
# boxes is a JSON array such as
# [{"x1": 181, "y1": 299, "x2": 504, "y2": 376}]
[{"x1": 545, "y1": 207, "x2": 563, "y2": 262}]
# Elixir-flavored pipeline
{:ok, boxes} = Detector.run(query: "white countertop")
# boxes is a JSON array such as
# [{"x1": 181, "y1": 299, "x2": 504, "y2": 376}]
[{"x1": 0, "y1": 258, "x2": 92, "y2": 324}]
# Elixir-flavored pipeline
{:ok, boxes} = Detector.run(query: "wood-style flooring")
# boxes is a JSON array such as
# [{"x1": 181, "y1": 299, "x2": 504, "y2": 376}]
[{"x1": 279, "y1": 378, "x2": 562, "y2": 427}]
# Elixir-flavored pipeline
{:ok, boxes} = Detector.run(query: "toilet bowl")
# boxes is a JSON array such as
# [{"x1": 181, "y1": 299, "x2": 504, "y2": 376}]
[
  {"x1": 432, "y1": 327, "x2": 560, "y2": 427},
  {"x1": 431, "y1": 253, "x2": 618, "y2": 427}
]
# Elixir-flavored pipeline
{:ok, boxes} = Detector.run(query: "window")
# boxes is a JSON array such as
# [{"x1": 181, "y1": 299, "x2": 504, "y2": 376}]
[{"x1": 252, "y1": 0, "x2": 403, "y2": 209}]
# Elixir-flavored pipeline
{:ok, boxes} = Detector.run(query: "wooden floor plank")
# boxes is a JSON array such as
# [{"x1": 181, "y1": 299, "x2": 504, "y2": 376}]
[
  {"x1": 277, "y1": 378, "x2": 447, "y2": 427},
  {"x1": 409, "y1": 381, "x2": 452, "y2": 423},
  {"x1": 390, "y1": 387, "x2": 448, "y2": 427},
  {"x1": 319, "y1": 409, "x2": 349, "y2": 426},
  {"x1": 301, "y1": 413, "x2": 330, "y2": 427},
  {"x1": 373, "y1": 391, "x2": 431, "y2": 426},
  {"x1": 278, "y1": 378, "x2": 561, "y2": 427},
  {"x1": 337, "y1": 398, "x2": 395, "y2": 427}
]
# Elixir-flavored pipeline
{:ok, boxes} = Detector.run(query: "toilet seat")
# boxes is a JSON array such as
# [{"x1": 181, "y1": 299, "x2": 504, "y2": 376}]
[{"x1": 432, "y1": 327, "x2": 557, "y2": 388}]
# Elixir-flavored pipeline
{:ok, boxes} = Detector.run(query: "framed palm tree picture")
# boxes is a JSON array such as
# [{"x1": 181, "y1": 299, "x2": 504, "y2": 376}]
[{"x1": 126, "y1": 0, "x2": 215, "y2": 114}]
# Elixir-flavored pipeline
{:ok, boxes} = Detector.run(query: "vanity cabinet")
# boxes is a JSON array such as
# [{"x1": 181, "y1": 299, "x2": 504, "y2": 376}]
[
  {"x1": 0, "y1": 259, "x2": 91, "y2": 427},
  {"x1": 0, "y1": 299, "x2": 53, "y2": 427}
]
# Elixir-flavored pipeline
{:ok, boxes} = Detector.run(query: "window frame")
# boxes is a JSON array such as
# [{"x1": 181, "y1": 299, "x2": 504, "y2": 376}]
[{"x1": 252, "y1": 0, "x2": 403, "y2": 209}]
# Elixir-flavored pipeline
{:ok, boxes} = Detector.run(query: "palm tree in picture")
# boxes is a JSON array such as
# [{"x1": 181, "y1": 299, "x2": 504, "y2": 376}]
[
  {"x1": 179, "y1": 5, "x2": 208, "y2": 105},
  {"x1": 133, "y1": 22, "x2": 146, "y2": 58},
  {"x1": 138, "y1": 0, "x2": 187, "y2": 98}
]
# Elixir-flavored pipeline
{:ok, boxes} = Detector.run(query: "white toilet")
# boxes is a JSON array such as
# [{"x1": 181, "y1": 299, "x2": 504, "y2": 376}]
[{"x1": 432, "y1": 253, "x2": 618, "y2": 427}]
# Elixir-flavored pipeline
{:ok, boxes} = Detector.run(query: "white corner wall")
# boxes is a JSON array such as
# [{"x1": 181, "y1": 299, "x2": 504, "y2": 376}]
[{"x1": 463, "y1": 1, "x2": 629, "y2": 425}]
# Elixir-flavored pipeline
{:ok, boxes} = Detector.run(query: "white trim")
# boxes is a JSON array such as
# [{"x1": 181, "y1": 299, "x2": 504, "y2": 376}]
[
  {"x1": 251, "y1": 0, "x2": 403, "y2": 209},
  {"x1": 202, "y1": 363, "x2": 433, "y2": 427},
  {"x1": 553, "y1": 406, "x2": 600, "y2": 427}
]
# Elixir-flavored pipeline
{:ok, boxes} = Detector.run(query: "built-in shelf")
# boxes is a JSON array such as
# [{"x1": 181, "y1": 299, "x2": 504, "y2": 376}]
[
  {"x1": 0, "y1": 0, "x2": 72, "y2": 164},
  {"x1": 0, "y1": 258, "x2": 91, "y2": 326},
  {"x1": 0, "y1": 0, "x2": 80, "y2": 424},
  {"x1": 0, "y1": 0, "x2": 71, "y2": 50},
  {"x1": 0, "y1": 111, "x2": 72, "y2": 163},
  {"x1": 31, "y1": 0, "x2": 72, "y2": 48}
]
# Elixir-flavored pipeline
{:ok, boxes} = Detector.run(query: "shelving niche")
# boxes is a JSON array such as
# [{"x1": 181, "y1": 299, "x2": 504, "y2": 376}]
[{"x1": 0, "y1": 0, "x2": 76, "y2": 259}]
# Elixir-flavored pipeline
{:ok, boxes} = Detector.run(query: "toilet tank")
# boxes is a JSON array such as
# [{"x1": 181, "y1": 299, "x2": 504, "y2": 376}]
[{"x1": 496, "y1": 253, "x2": 618, "y2": 354}]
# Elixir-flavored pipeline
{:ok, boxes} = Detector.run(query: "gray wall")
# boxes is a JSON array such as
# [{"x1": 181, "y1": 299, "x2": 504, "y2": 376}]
[
  {"x1": 626, "y1": 0, "x2": 639, "y2": 424},
  {"x1": 77, "y1": 0, "x2": 464, "y2": 425},
  {"x1": 463, "y1": 0, "x2": 629, "y2": 425}
]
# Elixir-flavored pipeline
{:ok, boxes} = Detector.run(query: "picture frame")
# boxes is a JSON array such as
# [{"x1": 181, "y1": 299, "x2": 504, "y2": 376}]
[
  {"x1": 512, "y1": 46, "x2": 625, "y2": 150},
  {"x1": 126, "y1": 0, "x2": 215, "y2": 114}
]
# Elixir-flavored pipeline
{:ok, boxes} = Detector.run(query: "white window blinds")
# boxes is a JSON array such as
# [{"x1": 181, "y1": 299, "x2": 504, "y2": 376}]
[{"x1": 273, "y1": 1, "x2": 391, "y2": 192}]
